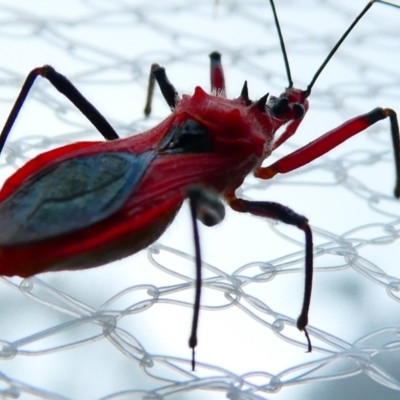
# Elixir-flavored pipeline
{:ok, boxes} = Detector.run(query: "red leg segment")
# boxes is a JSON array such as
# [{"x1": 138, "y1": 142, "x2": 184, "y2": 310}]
[
  {"x1": 209, "y1": 52, "x2": 226, "y2": 97},
  {"x1": 257, "y1": 107, "x2": 400, "y2": 197}
]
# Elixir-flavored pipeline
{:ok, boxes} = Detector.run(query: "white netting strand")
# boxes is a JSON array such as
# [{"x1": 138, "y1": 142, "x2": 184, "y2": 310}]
[{"x1": 0, "y1": 0, "x2": 400, "y2": 399}]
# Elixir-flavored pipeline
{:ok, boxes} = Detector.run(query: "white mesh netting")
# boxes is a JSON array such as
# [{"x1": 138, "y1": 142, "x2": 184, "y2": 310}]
[{"x1": 0, "y1": 0, "x2": 400, "y2": 399}]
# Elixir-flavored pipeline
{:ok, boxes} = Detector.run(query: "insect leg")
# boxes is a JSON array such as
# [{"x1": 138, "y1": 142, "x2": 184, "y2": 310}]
[
  {"x1": 143, "y1": 64, "x2": 180, "y2": 116},
  {"x1": 209, "y1": 52, "x2": 226, "y2": 97},
  {"x1": 144, "y1": 51, "x2": 227, "y2": 117},
  {"x1": 257, "y1": 108, "x2": 400, "y2": 197},
  {"x1": 0, "y1": 65, "x2": 120, "y2": 154},
  {"x1": 228, "y1": 194, "x2": 313, "y2": 352},
  {"x1": 187, "y1": 186, "x2": 225, "y2": 370},
  {"x1": 143, "y1": 64, "x2": 157, "y2": 116}
]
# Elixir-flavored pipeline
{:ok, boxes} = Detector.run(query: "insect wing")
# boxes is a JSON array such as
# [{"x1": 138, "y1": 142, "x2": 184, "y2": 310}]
[{"x1": 0, "y1": 150, "x2": 155, "y2": 245}]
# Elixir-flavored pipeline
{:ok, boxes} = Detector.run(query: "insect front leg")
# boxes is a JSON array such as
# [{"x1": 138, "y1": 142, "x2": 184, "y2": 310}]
[
  {"x1": 0, "y1": 66, "x2": 120, "y2": 155},
  {"x1": 186, "y1": 186, "x2": 225, "y2": 371},
  {"x1": 227, "y1": 192, "x2": 313, "y2": 352},
  {"x1": 257, "y1": 107, "x2": 400, "y2": 197}
]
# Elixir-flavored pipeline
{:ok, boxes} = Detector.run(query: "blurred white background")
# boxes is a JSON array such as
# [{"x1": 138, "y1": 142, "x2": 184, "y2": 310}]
[{"x1": 0, "y1": 1, "x2": 399, "y2": 399}]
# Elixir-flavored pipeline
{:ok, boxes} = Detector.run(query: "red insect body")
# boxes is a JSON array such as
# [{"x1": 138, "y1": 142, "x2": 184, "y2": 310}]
[
  {"x1": 0, "y1": 84, "x2": 297, "y2": 276},
  {"x1": 0, "y1": 0, "x2": 399, "y2": 369}
]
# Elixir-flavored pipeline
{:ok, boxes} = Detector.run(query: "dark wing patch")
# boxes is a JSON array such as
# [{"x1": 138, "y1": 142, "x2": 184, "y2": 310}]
[
  {"x1": 0, "y1": 151, "x2": 154, "y2": 244},
  {"x1": 160, "y1": 119, "x2": 212, "y2": 155}
]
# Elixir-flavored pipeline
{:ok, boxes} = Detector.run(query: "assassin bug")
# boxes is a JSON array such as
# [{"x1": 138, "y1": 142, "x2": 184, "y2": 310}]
[{"x1": 0, "y1": 0, "x2": 399, "y2": 371}]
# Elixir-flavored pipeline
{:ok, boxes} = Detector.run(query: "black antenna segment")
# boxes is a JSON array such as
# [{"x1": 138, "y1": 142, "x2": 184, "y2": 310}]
[
  {"x1": 268, "y1": 0, "x2": 293, "y2": 89},
  {"x1": 269, "y1": 0, "x2": 400, "y2": 97},
  {"x1": 304, "y1": 0, "x2": 400, "y2": 97}
]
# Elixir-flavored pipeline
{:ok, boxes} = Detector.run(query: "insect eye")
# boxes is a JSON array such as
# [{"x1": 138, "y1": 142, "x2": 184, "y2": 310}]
[
  {"x1": 161, "y1": 119, "x2": 213, "y2": 154},
  {"x1": 270, "y1": 97, "x2": 289, "y2": 117},
  {"x1": 293, "y1": 103, "x2": 305, "y2": 119}
]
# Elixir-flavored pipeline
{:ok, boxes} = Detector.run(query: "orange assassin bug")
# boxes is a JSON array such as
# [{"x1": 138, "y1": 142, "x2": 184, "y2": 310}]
[{"x1": 0, "y1": 0, "x2": 399, "y2": 371}]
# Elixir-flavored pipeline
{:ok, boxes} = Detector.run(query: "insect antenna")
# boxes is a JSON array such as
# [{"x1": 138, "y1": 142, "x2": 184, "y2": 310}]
[
  {"x1": 268, "y1": 0, "x2": 293, "y2": 89},
  {"x1": 304, "y1": 0, "x2": 400, "y2": 97}
]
